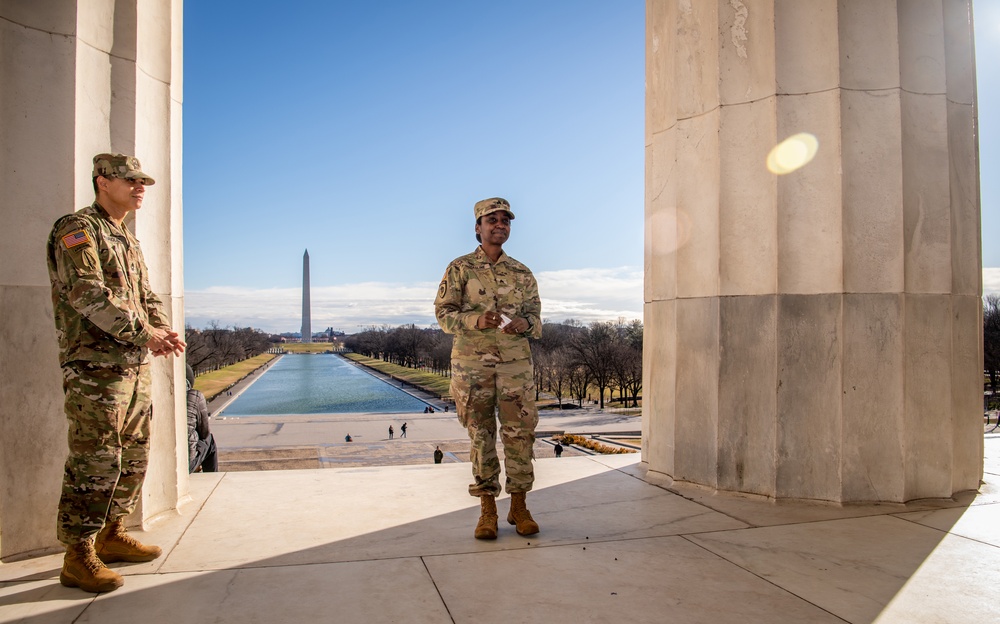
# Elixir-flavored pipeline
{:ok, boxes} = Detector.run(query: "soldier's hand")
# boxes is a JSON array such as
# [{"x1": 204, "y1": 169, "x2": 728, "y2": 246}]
[
  {"x1": 477, "y1": 311, "x2": 502, "y2": 330},
  {"x1": 502, "y1": 317, "x2": 530, "y2": 334},
  {"x1": 145, "y1": 326, "x2": 186, "y2": 357}
]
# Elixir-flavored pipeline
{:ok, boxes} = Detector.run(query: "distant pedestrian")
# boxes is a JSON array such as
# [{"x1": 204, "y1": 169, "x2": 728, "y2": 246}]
[
  {"x1": 554, "y1": 442, "x2": 563, "y2": 458},
  {"x1": 434, "y1": 446, "x2": 444, "y2": 464},
  {"x1": 389, "y1": 425, "x2": 394, "y2": 439},
  {"x1": 345, "y1": 434, "x2": 352, "y2": 442},
  {"x1": 401, "y1": 422, "x2": 408, "y2": 438}
]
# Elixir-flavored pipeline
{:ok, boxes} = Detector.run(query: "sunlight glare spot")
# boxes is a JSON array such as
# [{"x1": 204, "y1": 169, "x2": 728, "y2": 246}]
[{"x1": 767, "y1": 132, "x2": 819, "y2": 175}]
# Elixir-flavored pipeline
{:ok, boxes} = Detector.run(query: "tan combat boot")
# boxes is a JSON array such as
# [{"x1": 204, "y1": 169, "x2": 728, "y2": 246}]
[
  {"x1": 474, "y1": 495, "x2": 498, "y2": 540},
  {"x1": 60, "y1": 539, "x2": 124, "y2": 593},
  {"x1": 95, "y1": 519, "x2": 162, "y2": 563},
  {"x1": 507, "y1": 491, "x2": 540, "y2": 536}
]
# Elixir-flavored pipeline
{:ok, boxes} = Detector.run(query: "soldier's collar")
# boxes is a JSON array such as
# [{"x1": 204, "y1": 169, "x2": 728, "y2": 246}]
[
  {"x1": 475, "y1": 246, "x2": 508, "y2": 265},
  {"x1": 92, "y1": 201, "x2": 111, "y2": 220},
  {"x1": 92, "y1": 202, "x2": 129, "y2": 236}
]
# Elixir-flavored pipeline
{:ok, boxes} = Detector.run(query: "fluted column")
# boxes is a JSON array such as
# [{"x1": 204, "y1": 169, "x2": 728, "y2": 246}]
[
  {"x1": 0, "y1": 0, "x2": 185, "y2": 558},
  {"x1": 643, "y1": 0, "x2": 982, "y2": 502}
]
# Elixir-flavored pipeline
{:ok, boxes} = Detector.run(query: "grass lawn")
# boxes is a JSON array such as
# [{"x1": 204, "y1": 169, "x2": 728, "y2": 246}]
[
  {"x1": 341, "y1": 353, "x2": 452, "y2": 399},
  {"x1": 194, "y1": 353, "x2": 278, "y2": 400}
]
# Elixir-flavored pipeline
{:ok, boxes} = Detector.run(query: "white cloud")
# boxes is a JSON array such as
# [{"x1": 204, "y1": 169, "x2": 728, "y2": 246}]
[
  {"x1": 985, "y1": 267, "x2": 1000, "y2": 295},
  {"x1": 536, "y1": 267, "x2": 643, "y2": 323},
  {"x1": 185, "y1": 266, "x2": 644, "y2": 333}
]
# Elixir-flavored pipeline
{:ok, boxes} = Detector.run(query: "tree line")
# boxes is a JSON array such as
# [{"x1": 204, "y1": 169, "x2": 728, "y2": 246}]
[
  {"x1": 986, "y1": 294, "x2": 1000, "y2": 405},
  {"x1": 344, "y1": 325, "x2": 453, "y2": 374},
  {"x1": 185, "y1": 322, "x2": 274, "y2": 375},
  {"x1": 344, "y1": 318, "x2": 643, "y2": 409}
]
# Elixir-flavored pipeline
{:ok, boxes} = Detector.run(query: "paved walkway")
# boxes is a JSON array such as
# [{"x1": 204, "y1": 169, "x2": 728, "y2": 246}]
[
  {"x1": 3, "y1": 438, "x2": 998, "y2": 623},
  {"x1": 211, "y1": 406, "x2": 639, "y2": 470}
]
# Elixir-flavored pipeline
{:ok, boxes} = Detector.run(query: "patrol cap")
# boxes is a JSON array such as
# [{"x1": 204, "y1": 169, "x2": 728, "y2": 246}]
[
  {"x1": 92, "y1": 153, "x2": 156, "y2": 185},
  {"x1": 474, "y1": 197, "x2": 515, "y2": 220}
]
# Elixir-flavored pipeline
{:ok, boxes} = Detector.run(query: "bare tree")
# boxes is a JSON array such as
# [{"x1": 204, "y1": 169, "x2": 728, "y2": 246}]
[
  {"x1": 185, "y1": 322, "x2": 275, "y2": 375},
  {"x1": 392, "y1": 324, "x2": 428, "y2": 368},
  {"x1": 532, "y1": 348, "x2": 550, "y2": 401},
  {"x1": 184, "y1": 326, "x2": 214, "y2": 373},
  {"x1": 530, "y1": 321, "x2": 585, "y2": 405},
  {"x1": 566, "y1": 363, "x2": 592, "y2": 408},
  {"x1": 344, "y1": 325, "x2": 392, "y2": 359},
  {"x1": 609, "y1": 319, "x2": 643, "y2": 408},
  {"x1": 549, "y1": 347, "x2": 575, "y2": 407},
  {"x1": 570, "y1": 321, "x2": 617, "y2": 409},
  {"x1": 985, "y1": 294, "x2": 1000, "y2": 396},
  {"x1": 425, "y1": 330, "x2": 453, "y2": 375}
]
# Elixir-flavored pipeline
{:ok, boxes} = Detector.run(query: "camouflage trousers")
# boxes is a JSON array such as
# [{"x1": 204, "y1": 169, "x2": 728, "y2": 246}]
[
  {"x1": 57, "y1": 361, "x2": 152, "y2": 545},
  {"x1": 451, "y1": 358, "x2": 538, "y2": 497}
]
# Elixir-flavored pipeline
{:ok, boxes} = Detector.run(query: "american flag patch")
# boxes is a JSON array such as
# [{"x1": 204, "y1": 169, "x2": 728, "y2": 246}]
[{"x1": 62, "y1": 230, "x2": 91, "y2": 249}]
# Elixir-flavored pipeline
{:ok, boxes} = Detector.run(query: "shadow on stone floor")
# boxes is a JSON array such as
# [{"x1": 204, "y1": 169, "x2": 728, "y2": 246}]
[{"x1": 2, "y1": 455, "x2": 988, "y2": 624}]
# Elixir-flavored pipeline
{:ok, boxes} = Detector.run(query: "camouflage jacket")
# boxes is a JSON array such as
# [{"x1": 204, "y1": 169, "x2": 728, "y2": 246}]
[
  {"x1": 434, "y1": 246, "x2": 542, "y2": 363},
  {"x1": 46, "y1": 202, "x2": 169, "y2": 366}
]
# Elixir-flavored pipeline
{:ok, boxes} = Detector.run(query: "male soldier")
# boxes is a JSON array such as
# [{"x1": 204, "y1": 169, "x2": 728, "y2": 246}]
[
  {"x1": 47, "y1": 153, "x2": 185, "y2": 593},
  {"x1": 434, "y1": 197, "x2": 542, "y2": 539}
]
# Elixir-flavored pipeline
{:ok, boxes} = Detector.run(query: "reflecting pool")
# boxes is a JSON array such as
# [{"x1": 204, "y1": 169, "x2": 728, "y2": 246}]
[{"x1": 221, "y1": 353, "x2": 428, "y2": 416}]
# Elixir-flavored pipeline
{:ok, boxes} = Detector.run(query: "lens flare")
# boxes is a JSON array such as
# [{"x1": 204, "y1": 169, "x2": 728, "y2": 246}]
[
  {"x1": 647, "y1": 207, "x2": 692, "y2": 256},
  {"x1": 767, "y1": 132, "x2": 819, "y2": 175}
]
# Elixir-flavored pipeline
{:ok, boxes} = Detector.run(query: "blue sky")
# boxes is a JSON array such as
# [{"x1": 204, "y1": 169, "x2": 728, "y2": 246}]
[{"x1": 183, "y1": 1, "x2": 998, "y2": 334}]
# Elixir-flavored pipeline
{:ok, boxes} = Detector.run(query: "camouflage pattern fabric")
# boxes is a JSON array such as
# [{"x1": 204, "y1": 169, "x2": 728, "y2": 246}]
[
  {"x1": 434, "y1": 246, "x2": 542, "y2": 363},
  {"x1": 46, "y1": 202, "x2": 169, "y2": 366},
  {"x1": 91, "y1": 153, "x2": 156, "y2": 185},
  {"x1": 47, "y1": 200, "x2": 167, "y2": 545},
  {"x1": 435, "y1": 245, "x2": 542, "y2": 496},
  {"x1": 473, "y1": 197, "x2": 515, "y2": 220},
  {"x1": 57, "y1": 361, "x2": 152, "y2": 545},
  {"x1": 452, "y1": 358, "x2": 538, "y2": 496}
]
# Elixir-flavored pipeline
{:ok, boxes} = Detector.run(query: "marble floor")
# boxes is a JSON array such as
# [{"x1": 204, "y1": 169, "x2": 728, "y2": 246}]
[{"x1": 2, "y1": 437, "x2": 999, "y2": 623}]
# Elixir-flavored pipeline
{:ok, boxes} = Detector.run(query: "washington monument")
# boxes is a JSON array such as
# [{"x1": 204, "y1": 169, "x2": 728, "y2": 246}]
[{"x1": 301, "y1": 249, "x2": 312, "y2": 343}]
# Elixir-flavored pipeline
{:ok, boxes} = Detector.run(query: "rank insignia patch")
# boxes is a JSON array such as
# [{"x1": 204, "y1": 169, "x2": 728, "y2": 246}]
[{"x1": 62, "y1": 230, "x2": 91, "y2": 249}]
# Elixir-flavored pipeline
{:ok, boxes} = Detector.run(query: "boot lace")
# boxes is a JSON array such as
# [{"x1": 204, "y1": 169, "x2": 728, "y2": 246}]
[
  {"x1": 109, "y1": 524, "x2": 142, "y2": 548},
  {"x1": 74, "y1": 543, "x2": 107, "y2": 575},
  {"x1": 83, "y1": 551, "x2": 105, "y2": 574}
]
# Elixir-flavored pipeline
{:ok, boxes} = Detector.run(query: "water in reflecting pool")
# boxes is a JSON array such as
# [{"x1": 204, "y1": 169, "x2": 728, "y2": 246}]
[{"x1": 221, "y1": 353, "x2": 428, "y2": 416}]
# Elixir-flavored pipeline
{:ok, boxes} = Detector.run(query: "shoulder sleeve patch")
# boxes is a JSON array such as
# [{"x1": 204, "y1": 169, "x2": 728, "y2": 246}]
[{"x1": 62, "y1": 229, "x2": 92, "y2": 249}]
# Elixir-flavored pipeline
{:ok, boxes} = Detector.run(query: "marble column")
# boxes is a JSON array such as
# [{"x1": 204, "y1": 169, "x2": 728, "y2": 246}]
[
  {"x1": 643, "y1": 0, "x2": 982, "y2": 502},
  {"x1": 0, "y1": 0, "x2": 186, "y2": 559}
]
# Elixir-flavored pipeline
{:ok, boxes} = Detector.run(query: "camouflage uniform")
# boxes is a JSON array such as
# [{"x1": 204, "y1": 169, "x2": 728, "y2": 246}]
[
  {"x1": 47, "y1": 158, "x2": 166, "y2": 546},
  {"x1": 435, "y1": 242, "x2": 542, "y2": 497}
]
